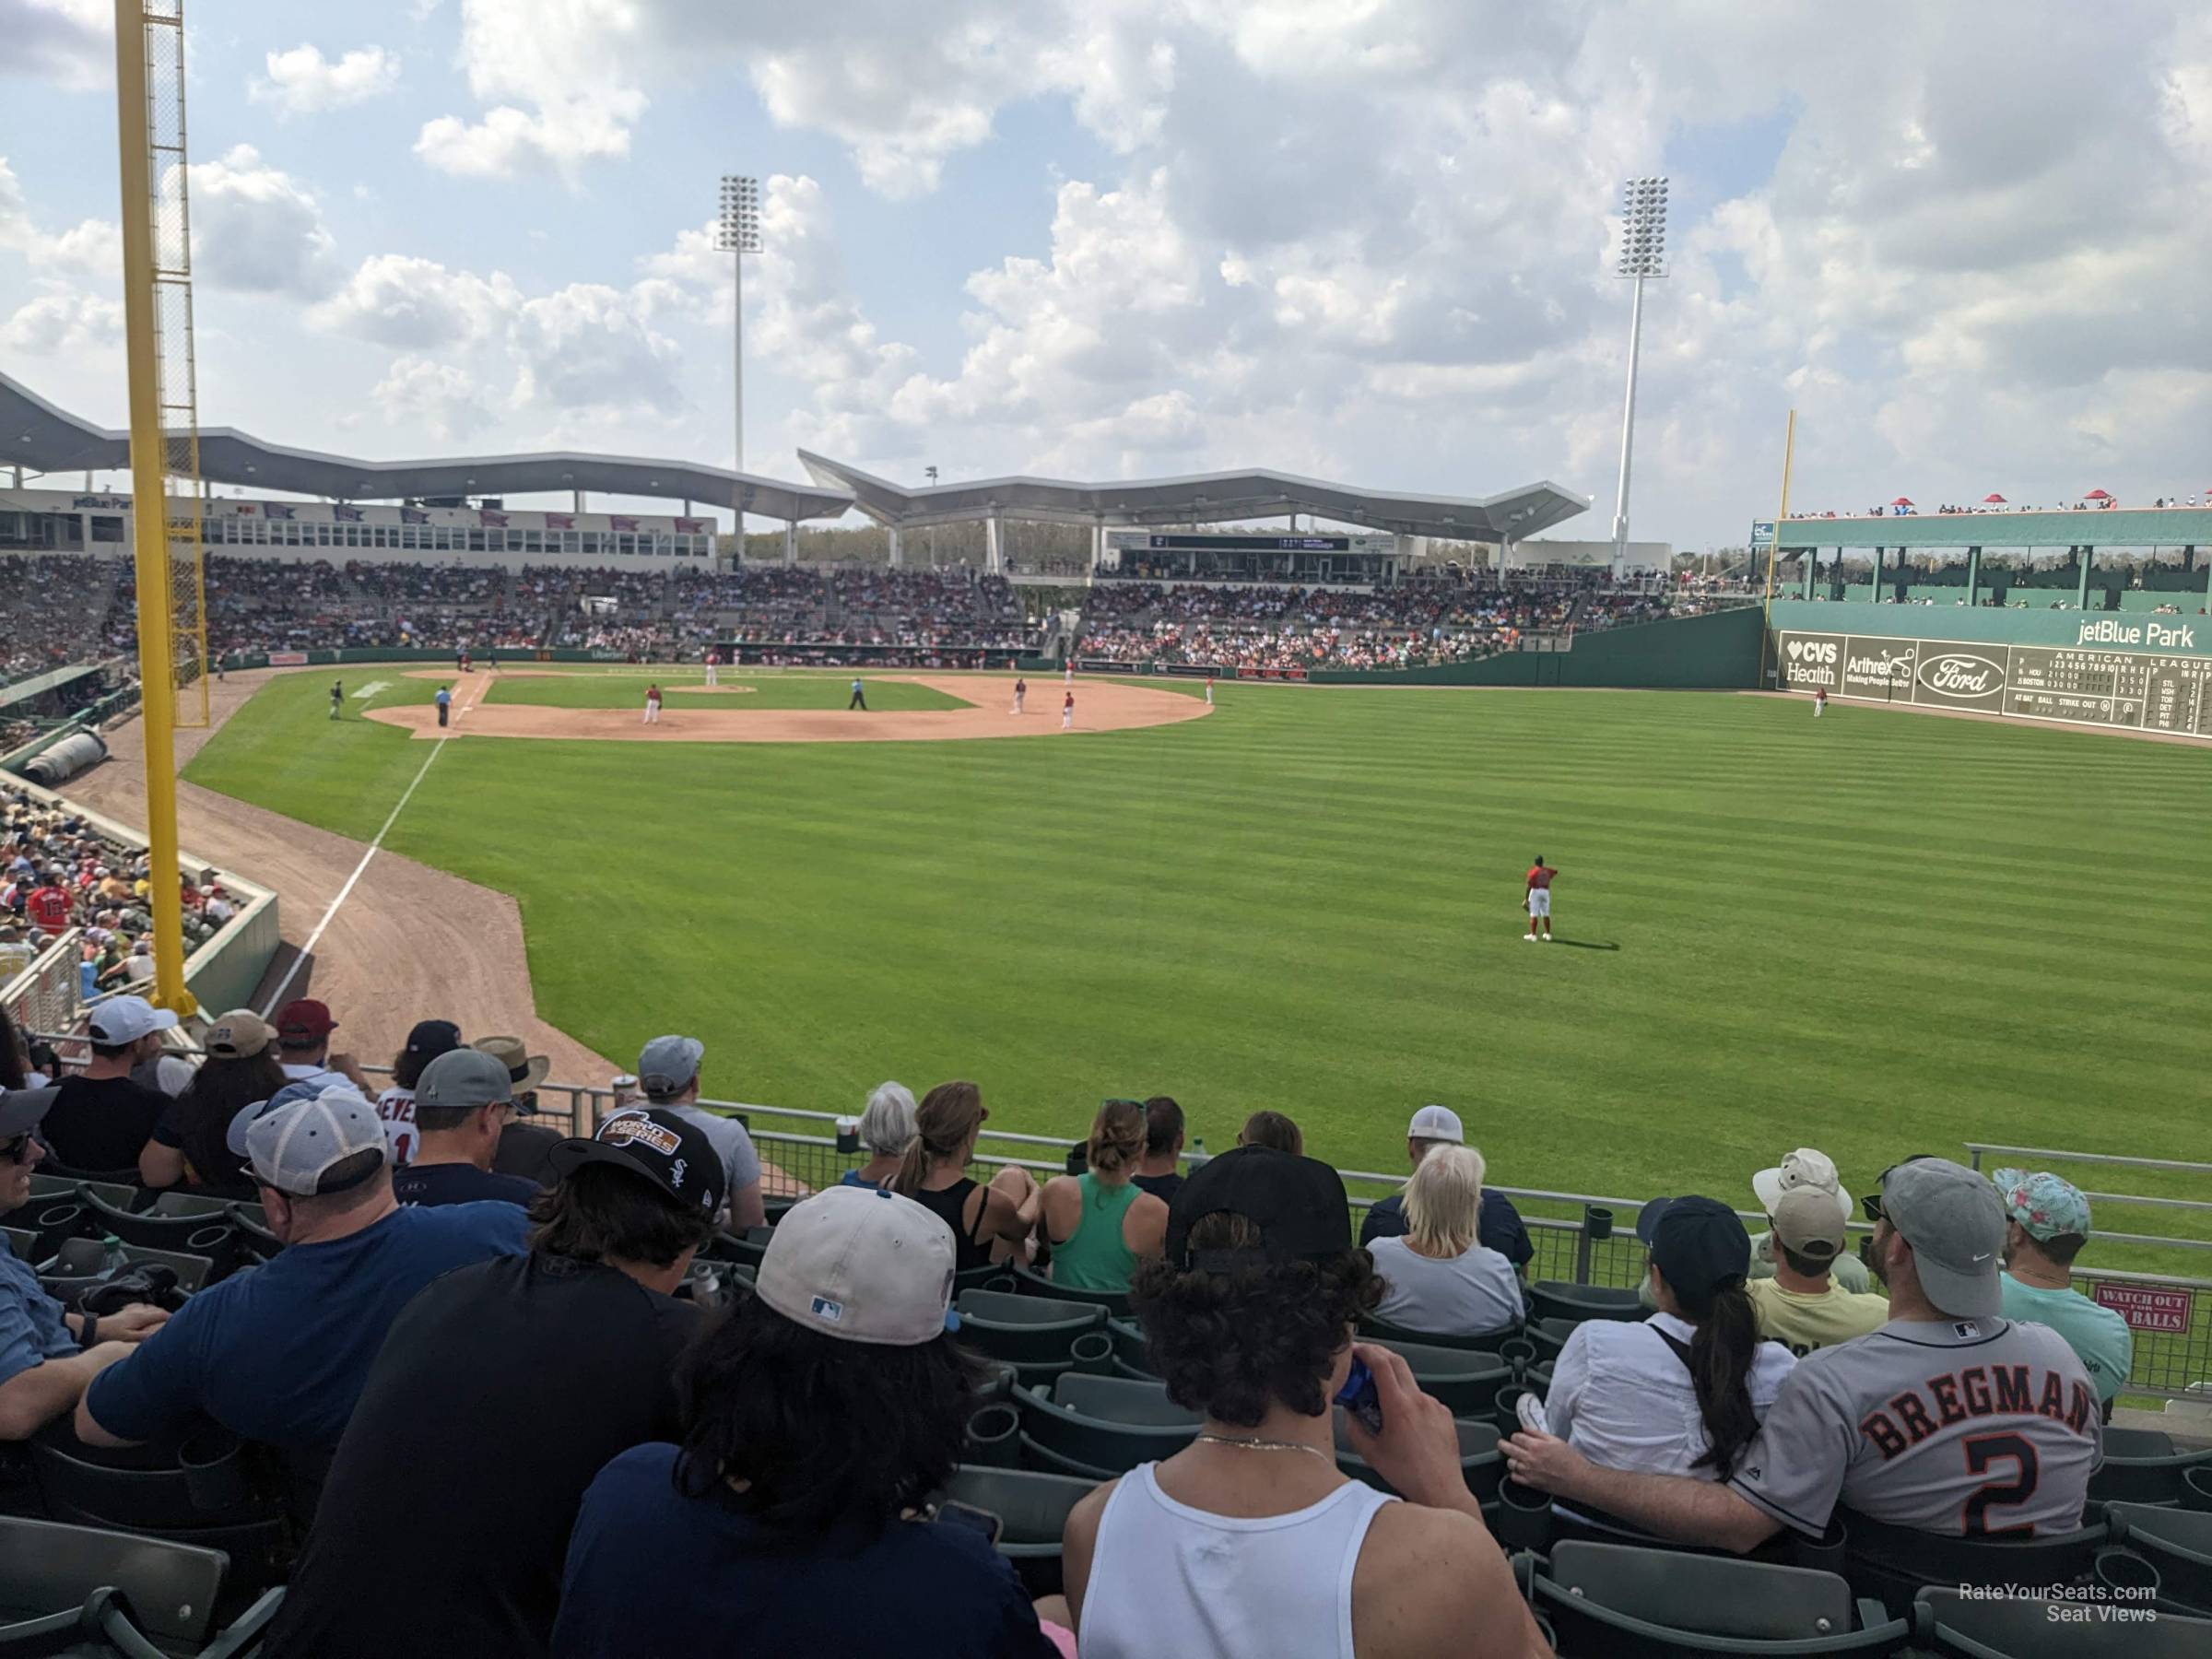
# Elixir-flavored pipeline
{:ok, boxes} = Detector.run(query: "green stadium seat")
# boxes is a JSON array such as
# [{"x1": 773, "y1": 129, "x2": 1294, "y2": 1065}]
[
  {"x1": 2091, "y1": 1432, "x2": 2212, "y2": 1508},
  {"x1": 1359, "y1": 1339, "x2": 1511, "y2": 1416},
  {"x1": 0, "y1": 1228, "x2": 35, "y2": 1265},
  {"x1": 1335, "y1": 1411, "x2": 1500, "y2": 1503},
  {"x1": 1518, "y1": 1541, "x2": 1911, "y2": 1657},
  {"x1": 1015, "y1": 1374, "x2": 1201, "y2": 1477},
  {"x1": 1527, "y1": 1280, "x2": 1646, "y2": 1325},
  {"x1": 0, "y1": 1513, "x2": 244, "y2": 1648},
  {"x1": 939, "y1": 1465, "x2": 1100, "y2": 1598},
  {"x1": 1357, "y1": 1311, "x2": 1519, "y2": 1350},
  {"x1": 953, "y1": 1288, "x2": 1107, "y2": 1381},
  {"x1": 1009, "y1": 1258, "x2": 1130, "y2": 1316},
  {"x1": 1105, "y1": 1316, "x2": 1158, "y2": 1381},
  {"x1": 75, "y1": 1189, "x2": 239, "y2": 1272},
  {"x1": 144, "y1": 1192, "x2": 239, "y2": 1219},
  {"x1": 41, "y1": 1238, "x2": 211, "y2": 1296},
  {"x1": 953, "y1": 1262, "x2": 1013, "y2": 1295},
  {"x1": 2106, "y1": 1502, "x2": 2212, "y2": 1616},
  {"x1": 1841, "y1": 1506, "x2": 2110, "y2": 1618},
  {"x1": 1914, "y1": 1583, "x2": 2211, "y2": 1657},
  {"x1": 1524, "y1": 1316, "x2": 1582, "y2": 1364}
]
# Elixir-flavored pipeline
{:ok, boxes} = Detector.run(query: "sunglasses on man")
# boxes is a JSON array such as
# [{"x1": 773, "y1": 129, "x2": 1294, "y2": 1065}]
[
  {"x1": 1860, "y1": 1153, "x2": 1944, "y2": 1224},
  {"x1": 0, "y1": 1134, "x2": 35, "y2": 1165}
]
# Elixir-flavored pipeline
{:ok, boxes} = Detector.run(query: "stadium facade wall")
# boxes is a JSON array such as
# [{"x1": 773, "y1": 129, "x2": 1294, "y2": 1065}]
[
  {"x1": 1765, "y1": 601, "x2": 2212, "y2": 654},
  {"x1": 1308, "y1": 606, "x2": 1762, "y2": 688}
]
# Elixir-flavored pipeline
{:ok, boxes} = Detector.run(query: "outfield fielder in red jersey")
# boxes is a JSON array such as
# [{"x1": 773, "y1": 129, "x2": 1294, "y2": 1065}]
[{"x1": 1523, "y1": 857, "x2": 1556, "y2": 942}]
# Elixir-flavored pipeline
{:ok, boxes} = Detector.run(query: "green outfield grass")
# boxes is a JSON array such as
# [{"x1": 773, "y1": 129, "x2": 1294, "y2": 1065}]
[
  {"x1": 484, "y1": 670, "x2": 967, "y2": 712},
  {"x1": 183, "y1": 669, "x2": 2212, "y2": 1266}
]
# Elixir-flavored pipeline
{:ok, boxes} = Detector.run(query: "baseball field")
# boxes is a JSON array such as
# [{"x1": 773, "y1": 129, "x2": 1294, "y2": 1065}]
[{"x1": 175, "y1": 664, "x2": 2212, "y2": 1252}]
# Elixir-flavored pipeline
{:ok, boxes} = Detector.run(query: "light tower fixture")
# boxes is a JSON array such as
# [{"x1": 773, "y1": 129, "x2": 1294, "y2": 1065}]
[
  {"x1": 1611, "y1": 175, "x2": 1668, "y2": 567},
  {"x1": 715, "y1": 174, "x2": 761, "y2": 482}
]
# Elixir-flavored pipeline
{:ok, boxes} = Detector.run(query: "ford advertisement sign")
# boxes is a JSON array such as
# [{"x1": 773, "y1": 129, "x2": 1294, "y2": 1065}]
[{"x1": 1913, "y1": 648, "x2": 2006, "y2": 709}]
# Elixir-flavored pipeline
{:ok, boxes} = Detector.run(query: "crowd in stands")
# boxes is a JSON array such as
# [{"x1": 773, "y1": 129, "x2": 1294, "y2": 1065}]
[
  {"x1": 3, "y1": 782, "x2": 240, "y2": 990},
  {"x1": 1076, "y1": 575, "x2": 1666, "y2": 670},
  {"x1": 1793, "y1": 491, "x2": 2209, "y2": 519},
  {"x1": 0, "y1": 976, "x2": 2156, "y2": 1654}
]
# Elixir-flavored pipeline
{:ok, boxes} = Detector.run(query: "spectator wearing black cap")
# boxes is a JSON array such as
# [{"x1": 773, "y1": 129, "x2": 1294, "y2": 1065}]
[
  {"x1": 1064, "y1": 1146, "x2": 1547, "y2": 1659},
  {"x1": 43, "y1": 994, "x2": 177, "y2": 1171},
  {"x1": 0, "y1": 1085, "x2": 168, "y2": 1440},
  {"x1": 75, "y1": 1085, "x2": 528, "y2": 1455},
  {"x1": 392, "y1": 1049, "x2": 542, "y2": 1208},
  {"x1": 264, "y1": 1110, "x2": 721, "y2": 1659},
  {"x1": 555, "y1": 1185, "x2": 1060, "y2": 1658},
  {"x1": 375, "y1": 1018, "x2": 463, "y2": 1166},
  {"x1": 1535, "y1": 1196, "x2": 1793, "y2": 1500},
  {"x1": 137, "y1": 1008, "x2": 286, "y2": 1193},
  {"x1": 1357, "y1": 1105, "x2": 1533, "y2": 1277}
]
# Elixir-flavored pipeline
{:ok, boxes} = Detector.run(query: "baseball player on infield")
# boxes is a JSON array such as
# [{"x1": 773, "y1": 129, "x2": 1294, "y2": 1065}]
[{"x1": 1501, "y1": 1157, "x2": 2101, "y2": 1549}]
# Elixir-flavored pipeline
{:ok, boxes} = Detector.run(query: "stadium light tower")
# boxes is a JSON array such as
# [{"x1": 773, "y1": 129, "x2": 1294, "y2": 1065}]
[
  {"x1": 1611, "y1": 175, "x2": 1668, "y2": 565},
  {"x1": 715, "y1": 175, "x2": 761, "y2": 477}
]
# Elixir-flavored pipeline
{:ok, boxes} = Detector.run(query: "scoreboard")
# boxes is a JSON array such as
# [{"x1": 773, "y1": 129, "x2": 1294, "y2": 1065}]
[
  {"x1": 1145, "y1": 533, "x2": 1352, "y2": 551},
  {"x1": 1775, "y1": 629, "x2": 2212, "y2": 737}
]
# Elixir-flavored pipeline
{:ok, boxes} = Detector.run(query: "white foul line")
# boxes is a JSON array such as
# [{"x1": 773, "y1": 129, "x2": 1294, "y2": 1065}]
[{"x1": 259, "y1": 675, "x2": 482, "y2": 1016}]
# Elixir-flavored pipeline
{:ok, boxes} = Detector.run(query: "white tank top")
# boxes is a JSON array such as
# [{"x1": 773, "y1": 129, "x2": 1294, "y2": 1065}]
[{"x1": 1079, "y1": 1462, "x2": 1397, "y2": 1659}]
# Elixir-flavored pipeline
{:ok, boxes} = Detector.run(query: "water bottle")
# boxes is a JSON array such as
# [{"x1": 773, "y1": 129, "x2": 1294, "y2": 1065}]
[
  {"x1": 1186, "y1": 1137, "x2": 1210, "y2": 1172},
  {"x1": 99, "y1": 1235, "x2": 129, "y2": 1280}
]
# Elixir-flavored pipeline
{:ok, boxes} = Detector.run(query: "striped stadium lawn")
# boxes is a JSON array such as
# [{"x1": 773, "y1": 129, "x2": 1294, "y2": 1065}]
[
  {"x1": 184, "y1": 670, "x2": 2212, "y2": 1269},
  {"x1": 483, "y1": 670, "x2": 967, "y2": 712}
]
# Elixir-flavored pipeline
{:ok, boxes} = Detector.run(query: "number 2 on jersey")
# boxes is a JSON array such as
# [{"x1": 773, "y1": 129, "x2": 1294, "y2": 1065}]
[{"x1": 1960, "y1": 1431, "x2": 2040, "y2": 1537}]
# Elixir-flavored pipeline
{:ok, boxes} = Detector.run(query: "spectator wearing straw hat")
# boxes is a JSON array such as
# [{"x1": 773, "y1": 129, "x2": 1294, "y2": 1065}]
[
  {"x1": 1994, "y1": 1169, "x2": 2133, "y2": 1406},
  {"x1": 475, "y1": 1035, "x2": 563, "y2": 1184}
]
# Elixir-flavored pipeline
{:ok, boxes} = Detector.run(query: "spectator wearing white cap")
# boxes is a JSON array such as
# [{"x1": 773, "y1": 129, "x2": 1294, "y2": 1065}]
[
  {"x1": 1745, "y1": 1188, "x2": 1889, "y2": 1357},
  {"x1": 634, "y1": 1035, "x2": 765, "y2": 1229},
  {"x1": 392, "y1": 1049, "x2": 542, "y2": 1208},
  {"x1": 1366, "y1": 1145, "x2": 1524, "y2": 1337},
  {"x1": 0, "y1": 1084, "x2": 168, "y2": 1440},
  {"x1": 1357, "y1": 1105, "x2": 1532, "y2": 1276},
  {"x1": 1994, "y1": 1169, "x2": 2132, "y2": 1406},
  {"x1": 554, "y1": 1186, "x2": 1062, "y2": 1658},
  {"x1": 42, "y1": 994, "x2": 176, "y2": 1171},
  {"x1": 840, "y1": 1081, "x2": 917, "y2": 1190},
  {"x1": 75, "y1": 1084, "x2": 529, "y2": 1455}
]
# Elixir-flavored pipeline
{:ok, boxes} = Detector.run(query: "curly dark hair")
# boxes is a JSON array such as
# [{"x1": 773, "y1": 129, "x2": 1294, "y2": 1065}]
[
  {"x1": 673, "y1": 1298, "x2": 988, "y2": 1535},
  {"x1": 1131, "y1": 1211, "x2": 1382, "y2": 1427}
]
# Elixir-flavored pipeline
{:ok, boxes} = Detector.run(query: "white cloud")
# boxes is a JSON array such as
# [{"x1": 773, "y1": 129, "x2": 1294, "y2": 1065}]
[
  {"x1": 372, "y1": 355, "x2": 494, "y2": 441},
  {"x1": 312, "y1": 254, "x2": 519, "y2": 348},
  {"x1": 509, "y1": 282, "x2": 683, "y2": 412},
  {"x1": 250, "y1": 45, "x2": 401, "y2": 118},
  {"x1": 180, "y1": 145, "x2": 340, "y2": 300},
  {"x1": 1, "y1": 283, "x2": 122, "y2": 354},
  {"x1": 415, "y1": 99, "x2": 641, "y2": 179},
  {"x1": 0, "y1": 0, "x2": 109, "y2": 89}
]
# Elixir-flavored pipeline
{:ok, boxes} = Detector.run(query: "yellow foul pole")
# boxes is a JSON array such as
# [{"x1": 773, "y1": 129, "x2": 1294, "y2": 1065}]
[
  {"x1": 1757, "y1": 408, "x2": 1796, "y2": 693},
  {"x1": 112, "y1": 0, "x2": 192, "y2": 1015}
]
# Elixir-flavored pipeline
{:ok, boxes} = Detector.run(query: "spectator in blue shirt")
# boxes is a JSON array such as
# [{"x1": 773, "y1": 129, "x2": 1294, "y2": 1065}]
[
  {"x1": 0, "y1": 1085, "x2": 169, "y2": 1440},
  {"x1": 1357, "y1": 1106, "x2": 1533, "y2": 1275},
  {"x1": 75, "y1": 1084, "x2": 527, "y2": 1455},
  {"x1": 554, "y1": 1186, "x2": 1058, "y2": 1659}
]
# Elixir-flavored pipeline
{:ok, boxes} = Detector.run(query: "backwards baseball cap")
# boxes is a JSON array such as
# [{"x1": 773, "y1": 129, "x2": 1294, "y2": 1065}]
[
  {"x1": 1166, "y1": 1145, "x2": 1354, "y2": 1273},
  {"x1": 226, "y1": 1079, "x2": 326, "y2": 1159},
  {"x1": 275, "y1": 998, "x2": 337, "y2": 1046},
  {"x1": 86, "y1": 994, "x2": 179, "y2": 1046},
  {"x1": 1406, "y1": 1104, "x2": 1464, "y2": 1144},
  {"x1": 404, "y1": 1018, "x2": 463, "y2": 1061},
  {"x1": 1991, "y1": 1168, "x2": 2092, "y2": 1243},
  {"x1": 549, "y1": 1108, "x2": 726, "y2": 1218},
  {"x1": 638, "y1": 1035, "x2": 704, "y2": 1098},
  {"x1": 1751, "y1": 1147, "x2": 1853, "y2": 1224},
  {"x1": 1770, "y1": 1186, "x2": 1846, "y2": 1264},
  {"x1": 201, "y1": 1008, "x2": 275, "y2": 1061},
  {"x1": 233, "y1": 1085, "x2": 388, "y2": 1197},
  {"x1": 0, "y1": 1086, "x2": 59, "y2": 1137},
  {"x1": 414, "y1": 1048, "x2": 513, "y2": 1112},
  {"x1": 755, "y1": 1185, "x2": 959, "y2": 1346},
  {"x1": 1875, "y1": 1158, "x2": 2006, "y2": 1320},
  {"x1": 1636, "y1": 1195, "x2": 1752, "y2": 1299}
]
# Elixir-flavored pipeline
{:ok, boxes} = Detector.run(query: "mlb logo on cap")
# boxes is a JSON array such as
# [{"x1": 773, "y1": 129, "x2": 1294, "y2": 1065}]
[{"x1": 810, "y1": 1296, "x2": 844, "y2": 1324}]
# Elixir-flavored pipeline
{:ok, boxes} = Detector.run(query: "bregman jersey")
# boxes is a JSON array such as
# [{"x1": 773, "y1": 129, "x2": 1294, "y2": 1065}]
[{"x1": 1728, "y1": 1316, "x2": 2100, "y2": 1537}]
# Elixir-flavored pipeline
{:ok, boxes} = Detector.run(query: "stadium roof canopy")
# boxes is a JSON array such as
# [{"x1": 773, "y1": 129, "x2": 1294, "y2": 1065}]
[
  {"x1": 798, "y1": 451, "x2": 1589, "y2": 543},
  {"x1": 0, "y1": 371, "x2": 854, "y2": 524}
]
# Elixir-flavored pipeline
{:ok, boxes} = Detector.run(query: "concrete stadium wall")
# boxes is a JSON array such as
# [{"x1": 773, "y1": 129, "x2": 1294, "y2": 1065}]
[
  {"x1": 1310, "y1": 606, "x2": 1763, "y2": 688},
  {"x1": 1765, "y1": 601, "x2": 2210, "y2": 655}
]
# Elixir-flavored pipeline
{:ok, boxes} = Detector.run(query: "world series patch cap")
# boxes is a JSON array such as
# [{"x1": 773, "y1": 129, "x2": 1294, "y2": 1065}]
[
  {"x1": 756, "y1": 1184, "x2": 959, "y2": 1347},
  {"x1": 1880, "y1": 1158, "x2": 2006, "y2": 1320},
  {"x1": 1166, "y1": 1145, "x2": 1354, "y2": 1272},
  {"x1": 548, "y1": 1109, "x2": 725, "y2": 1220},
  {"x1": 638, "y1": 1035, "x2": 704, "y2": 1098}
]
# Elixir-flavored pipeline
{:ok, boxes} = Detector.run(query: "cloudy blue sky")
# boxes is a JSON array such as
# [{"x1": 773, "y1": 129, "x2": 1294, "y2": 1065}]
[{"x1": 3, "y1": 0, "x2": 2207, "y2": 547}]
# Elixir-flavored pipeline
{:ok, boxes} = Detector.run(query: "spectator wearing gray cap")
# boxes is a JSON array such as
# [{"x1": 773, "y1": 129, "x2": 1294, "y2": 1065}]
[
  {"x1": 633, "y1": 1035, "x2": 765, "y2": 1229},
  {"x1": 1505, "y1": 1158, "x2": 2102, "y2": 1550},
  {"x1": 1357, "y1": 1105, "x2": 1533, "y2": 1276},
  {"x1": 391, "y1": 1049, "x2": 543, "y2": 1209},
  {"x1": 75, "y1": 1084, "x2": 528, "y2": 1456},
  {"x1": 0, "y1": 1084, "x2": 168, "y2": 1441}
]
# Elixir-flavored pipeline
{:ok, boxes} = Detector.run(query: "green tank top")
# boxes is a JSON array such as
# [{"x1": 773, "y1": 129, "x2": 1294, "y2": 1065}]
[{"x1": 1052, "y1": 1174, "x2": 1142, "y2": 1292}]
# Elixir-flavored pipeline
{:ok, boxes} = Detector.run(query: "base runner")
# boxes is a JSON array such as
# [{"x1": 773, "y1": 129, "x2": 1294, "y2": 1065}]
[{"x1": 1523, "y1": 856, "x2": 1555, "y2": 942}]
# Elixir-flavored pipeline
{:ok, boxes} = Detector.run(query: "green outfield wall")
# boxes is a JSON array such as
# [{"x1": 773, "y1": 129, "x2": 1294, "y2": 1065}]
[{"x1": 1309, "y1": 605, "x2": 1763, "y2": 689}]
